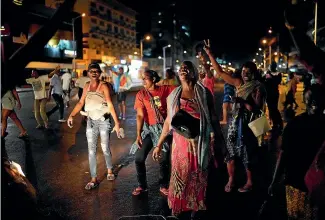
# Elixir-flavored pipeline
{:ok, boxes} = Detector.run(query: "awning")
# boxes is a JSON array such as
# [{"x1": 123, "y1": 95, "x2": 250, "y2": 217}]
[{"x1": 26, "y1": 61, "x2": 72, "y2": 69}]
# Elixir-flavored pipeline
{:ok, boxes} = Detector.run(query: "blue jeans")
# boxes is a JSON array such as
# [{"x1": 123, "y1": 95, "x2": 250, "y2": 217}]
[{"x1": 86, "y1": 118, "x2": 112, "y2": 178}]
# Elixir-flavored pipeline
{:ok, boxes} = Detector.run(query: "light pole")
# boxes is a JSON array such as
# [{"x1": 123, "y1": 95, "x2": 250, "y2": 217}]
[
  {"x1": 140, "y1": 35, "x2": 151, "y2": 61},
  {"x1": 72, "y1": 13, "x2": 85, "y2": 73},
  {"x1": 262, "y1": 39, "x2": 267, "y2": 70},
  {"x1": 314, "y1": 1, "x2": 318, "y2": 45},
  {"x1": 163, "y1": 44, "x2": 171, "y2": 78}
]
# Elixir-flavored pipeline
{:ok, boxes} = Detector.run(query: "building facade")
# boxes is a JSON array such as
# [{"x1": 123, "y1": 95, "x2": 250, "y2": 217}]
[
  {"x1": 46, "y1": 0, "x2": 140, "y2": 72},
  {"x1": 146, "y1": 3, "x2": 193, "y2": 73}
]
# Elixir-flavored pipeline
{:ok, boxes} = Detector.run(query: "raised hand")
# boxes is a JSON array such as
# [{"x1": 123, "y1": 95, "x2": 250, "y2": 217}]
[{"x1": 203, "y1": 39, "x2": 212, "y2": 55}]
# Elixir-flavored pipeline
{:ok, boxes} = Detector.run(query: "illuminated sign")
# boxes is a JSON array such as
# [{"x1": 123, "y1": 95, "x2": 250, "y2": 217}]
[{"x1": 64, "y1": 50, "x2": 76, "y2": 57}]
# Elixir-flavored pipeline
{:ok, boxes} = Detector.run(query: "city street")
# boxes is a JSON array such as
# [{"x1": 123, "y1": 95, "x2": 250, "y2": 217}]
[{"x1": 3, "y1": 81, "x2": 305, "y2": 220}]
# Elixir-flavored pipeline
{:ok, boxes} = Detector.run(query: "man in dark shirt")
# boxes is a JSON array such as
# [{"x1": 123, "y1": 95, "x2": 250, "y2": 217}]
[{"x1": 264, "y1": 62, "x2": 283, "y2": 131}]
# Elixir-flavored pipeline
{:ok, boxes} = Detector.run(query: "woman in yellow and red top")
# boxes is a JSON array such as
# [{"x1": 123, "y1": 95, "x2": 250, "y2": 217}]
[{"x1": 130, "y1": 70, "x2": 175, "y2": 196}]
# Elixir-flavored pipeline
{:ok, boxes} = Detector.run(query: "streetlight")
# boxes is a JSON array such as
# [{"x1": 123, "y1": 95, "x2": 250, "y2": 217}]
[
  {"x1": 228, "y1": 62, "x2": 232, "y2": 66},
  {"x1": 183, "y1": 50, "x2": 187, "y2": 54},
  {"x1": 259, "y1": 48, "x2": 262, "y2": 51},
  {"x1": 274, "y1": 52, "x2": 278, "y2": 56},
  {"x1": 253, "y1": 58, "x2": 256, "y2": 62},
  {"x1": 140, "y1": 35, "x2": 151, "y2": 61},
  {"x1": 262, "y1": 39, "x2": 267, "y2": 44},
  {"x1": 163, "y1": 44, "x2": 171, "y2": 77},
  {"x1": 256, "y1": 53, "x2": 259, "y2": 56},
  {"x1": 158, "y1": 56, "x2": 162, "y2": 59},
  {"x1": 72, "y1": 12, "x2": 86, "y2": 72}
]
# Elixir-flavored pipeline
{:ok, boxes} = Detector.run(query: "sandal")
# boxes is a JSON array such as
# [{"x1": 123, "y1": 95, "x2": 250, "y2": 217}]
[
  {"x1": 132, "y1": 186, "x2": 147, "y2": 196},
  {"x1": 18, "y1": 132, "x2": 28, "y2": 139},
  {"x1": 238, "y1": 185, "x2": 252, "y2": 193},
  {"x1": 159, "y1": 187, "x2": 169, "y2": 196},
  {"x1": 36, "y1": 125, "x2": 43, "y2": 129},
  {"x1": 85, "y1": 182, "x2": 99, "y2": 190},
  {"x1": 107, "y1": 173, "x2": 115, "y2": 181}
]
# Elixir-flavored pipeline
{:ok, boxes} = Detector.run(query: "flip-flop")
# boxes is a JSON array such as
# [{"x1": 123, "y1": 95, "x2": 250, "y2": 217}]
[
  {"x1": 107, "y1": 173, "x2": 115, "y2": 181},
  {"x1": 238, "y1": 185, "x2": 252, "y2": 193},
  {"x1": 132, "y1": 187, "x2": 147, "y2": 196},
  {"x1": 159, "y1": 187, "x2": 169, "y2": 196},
  {"x1": 85, "y1": 182, "x2": 99, "y2": 190},
  {"x1": 18, "y1": 132, "x2": 28, "y2": 139}
]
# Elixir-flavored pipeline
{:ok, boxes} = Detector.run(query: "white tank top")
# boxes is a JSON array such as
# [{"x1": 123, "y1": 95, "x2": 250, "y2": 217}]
[{"x1": 84, "y1": 83, "x2": 109, "y2": 120}]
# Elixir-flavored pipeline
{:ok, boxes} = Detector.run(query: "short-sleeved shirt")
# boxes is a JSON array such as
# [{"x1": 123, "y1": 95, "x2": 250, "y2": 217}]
[
  {"x1": 26, "y1": 75, "x2": 49, "y2": 100},
  {"x1": 134, "y1": 85, "x2": 176, "y2": 125},
  {"x1": 50, "y1": 74, "x2": 63, "y2": 95},
  {"x1": 61, "y1": 73, "x2": 72, "y2": 91},
  {"x1": 75, "y1": 76, "x2": 90, "y2": 89},
  {"x1": 282, "y1": 113, "x2": 325, "y2": 192}
]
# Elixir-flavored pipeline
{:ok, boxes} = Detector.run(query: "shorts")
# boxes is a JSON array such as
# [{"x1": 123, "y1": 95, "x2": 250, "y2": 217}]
[
  {"x1": 117, "y1": 92, "x2": 127, "y2": 103},
  {"x1": 1, "y1": 91, "x2": 16, "y2": 110},
  {"x1": 223, "y1": 95, "x2": 233, "y2": 103}
]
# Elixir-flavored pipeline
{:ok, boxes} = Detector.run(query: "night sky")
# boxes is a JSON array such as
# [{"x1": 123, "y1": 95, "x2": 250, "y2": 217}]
[{"x1": 119, "y1": 0, "x2": 321, "y2": 63}]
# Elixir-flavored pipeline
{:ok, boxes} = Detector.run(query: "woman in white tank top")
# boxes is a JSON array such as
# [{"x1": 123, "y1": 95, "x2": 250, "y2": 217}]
[{"x1": 67, "y1": 63, "x2": 121, "y2": 190}]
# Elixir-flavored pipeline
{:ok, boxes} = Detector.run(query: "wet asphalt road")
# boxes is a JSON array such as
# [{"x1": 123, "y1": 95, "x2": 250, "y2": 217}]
[{"x1": 2, "y1": 82, "x2": 305, "y2": 220}]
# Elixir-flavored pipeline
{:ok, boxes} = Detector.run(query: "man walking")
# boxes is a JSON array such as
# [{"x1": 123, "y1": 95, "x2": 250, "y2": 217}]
[
  {"x1": 112, "y1": 66, "x2": 132, "y2": 120},
  {"x1": 61, "y1": 69, "x2": 72, "y2": 108},
  {"x1": 47, "y1": 68, "x2": 65, "y2": 122},
  {"x1": 26, "y1": 68, "x2": 56, "y2": 128},
  {"x1": 264, "y1": 62, "x2": 283, "y2": 131}
]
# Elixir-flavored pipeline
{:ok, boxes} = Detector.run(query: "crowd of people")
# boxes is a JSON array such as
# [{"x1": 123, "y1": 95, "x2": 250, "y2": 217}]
[{"x1": 2, "y1": 3, "x2": 325, "y2": 220}]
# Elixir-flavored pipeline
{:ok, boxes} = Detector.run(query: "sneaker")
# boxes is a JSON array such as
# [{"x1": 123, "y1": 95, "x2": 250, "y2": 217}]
[{"x1": 58, "y1": 119, "x2": 66, "y2": 123}]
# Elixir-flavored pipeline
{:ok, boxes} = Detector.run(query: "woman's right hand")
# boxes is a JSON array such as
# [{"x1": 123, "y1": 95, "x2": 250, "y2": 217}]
[
  {"x1": 67, "y1": 116, "x2": 73, "y2": 128},
  {"x1": 152, "y1": 146, "x2": 162, "y2": 162},
  {"x1": 136, "y1": 135, "x2": 142, "y2": 149}
]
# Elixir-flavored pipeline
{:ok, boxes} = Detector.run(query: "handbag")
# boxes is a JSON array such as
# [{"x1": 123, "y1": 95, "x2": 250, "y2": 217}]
[
  {"x1": 171, "y1": 109, "x2": 200, "y2": 139},
  {"x1": 248, "y1": 111, "x2": 271, "y2": 137}
]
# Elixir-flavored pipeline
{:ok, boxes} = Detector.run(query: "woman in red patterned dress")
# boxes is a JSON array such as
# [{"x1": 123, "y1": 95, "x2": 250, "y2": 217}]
[{"x1": 153, "y1": 61, "x2": 225, "y2": 218}]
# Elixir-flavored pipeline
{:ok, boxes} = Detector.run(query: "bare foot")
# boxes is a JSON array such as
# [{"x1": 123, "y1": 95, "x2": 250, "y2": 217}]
[{"x1": 224, "y1": 181, "x2": 234, "y2": 192}]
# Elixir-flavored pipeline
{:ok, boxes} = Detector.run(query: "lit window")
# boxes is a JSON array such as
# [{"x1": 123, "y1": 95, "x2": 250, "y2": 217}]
[{"x1": 159, "y1": 33, "x2": 162, "y2": 37}]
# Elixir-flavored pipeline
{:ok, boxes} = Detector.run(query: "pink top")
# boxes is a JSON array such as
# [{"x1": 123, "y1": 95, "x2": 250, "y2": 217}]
[{"x1": 202, "y1": 76, "x2": 214, "y2": 96}]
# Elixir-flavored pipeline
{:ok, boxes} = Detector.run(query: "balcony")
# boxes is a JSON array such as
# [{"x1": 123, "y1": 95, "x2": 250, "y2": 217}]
[
  {"x1": 91, "y1": 34, "x2": 99, "y2": 39},
  {"x1": 89, "y1": 8, "x2": 98, "y2": 16},
  {"x1": 120, "y1": 20, "x2": 126, "y2": 26}
]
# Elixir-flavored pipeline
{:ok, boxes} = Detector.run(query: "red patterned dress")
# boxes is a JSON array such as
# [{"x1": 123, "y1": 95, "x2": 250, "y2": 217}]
[{"x1": 168, "y1": 98, "x2": 208, "y2": 215}]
